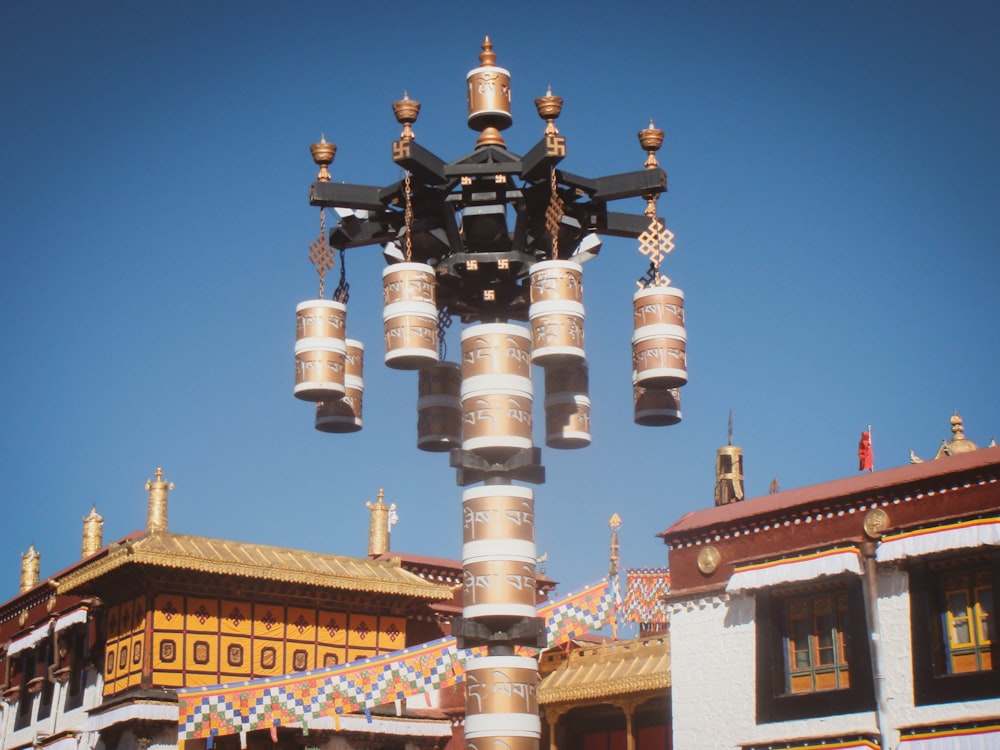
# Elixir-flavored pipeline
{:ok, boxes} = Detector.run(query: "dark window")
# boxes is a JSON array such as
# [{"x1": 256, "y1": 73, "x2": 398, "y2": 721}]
[
  {"x1": 65, "y1": 628, "x2": 86, "y2": 711},
  {"x1": 15, "y1": 651, "x2": 35, "y2": 728},
  {"x1": 37, "y1": 638, "x2": 53, "y2": 720},
  {"x1": 910, "y1": 553, "x2": 999, "y2": 705},
  {"x1": 756, "y1": 578, "x2": 875, "y2": 723}
]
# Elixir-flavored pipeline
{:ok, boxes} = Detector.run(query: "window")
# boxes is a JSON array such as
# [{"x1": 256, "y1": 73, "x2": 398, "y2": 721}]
[
  {"x1": 756, "y1": 579, "x2": 874, "y2": 723},
  {"x1": 910, "y1": 554, "x2": 998, "y2": 705},
  {"x1": 785, "y1": 591, "x2": 851, "y2": 694}
]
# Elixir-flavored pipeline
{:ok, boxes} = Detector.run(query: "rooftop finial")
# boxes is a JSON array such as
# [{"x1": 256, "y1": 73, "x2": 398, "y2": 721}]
[
  {"x1": 145, "y1": 467, "x2": 174, "y2": 534},
  {"x1": 20, "y1": 545, "x2": 41, "y2": 593},
  {"x1": 367, "y1": 489, "x2": 397, "y2": 558},
  {"x1": 82, "y1": 506, "x2": 104, "y2": 558},
  {"x1": 467, "y1": 36, "x2": 512, "y2": 148}
]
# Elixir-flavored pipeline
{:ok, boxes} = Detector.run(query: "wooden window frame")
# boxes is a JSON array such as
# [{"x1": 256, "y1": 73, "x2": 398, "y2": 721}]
[
  {"x1": 756, "y1": 577, "x2": 875, "y2": 723},
  {"x1": 909, "y1": 552, "x2": 999, "y2": 706}
]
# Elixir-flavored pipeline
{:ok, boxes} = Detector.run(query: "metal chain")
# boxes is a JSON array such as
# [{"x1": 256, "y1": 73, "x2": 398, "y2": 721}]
[
  {"x1": 404, "y1": 171, "x2": 414, "y2": 262},
  {"x1": 545, "y1": 165, "x2": 564, "y2": 258},
  {"x1": 436, "y1": 308, "x2": 452, "y2": 360},
  {"x1": 334, "y1": 247, "x2": 350, "y2": 303}
]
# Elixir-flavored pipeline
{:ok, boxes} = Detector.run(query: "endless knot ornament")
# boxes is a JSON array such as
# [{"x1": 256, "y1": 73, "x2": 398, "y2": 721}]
[
  {"x1": 636, "y1": 263, "x2": 672, "y2": 290},
  {"x1": 637, "y1": 217, "x2": 675, "y2": 268},
  {"x1": 308, "y1": 232, "x2": 336, "y2": 297},
  {"x1": 545, "y1": 167, "x2": 565, "y2": 255}
]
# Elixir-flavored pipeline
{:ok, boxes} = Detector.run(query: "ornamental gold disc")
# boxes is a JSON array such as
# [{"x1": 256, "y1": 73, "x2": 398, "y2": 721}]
[{"x1": 697, "y1": 545, "x2": 721, "y2": 575}]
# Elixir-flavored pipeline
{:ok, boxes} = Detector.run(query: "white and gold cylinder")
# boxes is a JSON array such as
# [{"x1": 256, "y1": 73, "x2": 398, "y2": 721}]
[
  {"x1": 382, "y1": 263, "x2": 438, "y2": 370},
  {"x1": 464, "y1": 655, "x2": 540, "y2": 741},
  {"x1": 460, "y1": 324, "x2": 533, "y2": 461},
  {"x1": 314, "y1": 375, "x2": 363, "y2": 433},
  {"x1": 543, "y1": 361, "x2": 591, "y2": 449},
  {"x1": 631, "y1": 286, "x2": 687, "y2": 389},
  {"x1": 294, "y1": 300, "x2": 347, "y2": 402}
]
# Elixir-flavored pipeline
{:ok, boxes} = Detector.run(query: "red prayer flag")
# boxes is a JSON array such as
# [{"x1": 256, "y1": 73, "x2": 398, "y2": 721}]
[{"x1": 858, "y1": 429, "x2": 873, "y2": 472}]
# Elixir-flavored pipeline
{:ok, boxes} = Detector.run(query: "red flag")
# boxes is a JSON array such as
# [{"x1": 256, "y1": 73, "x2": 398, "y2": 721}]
[{"x1": 858, "y1": 429, "x2": 873, "y2": 472}]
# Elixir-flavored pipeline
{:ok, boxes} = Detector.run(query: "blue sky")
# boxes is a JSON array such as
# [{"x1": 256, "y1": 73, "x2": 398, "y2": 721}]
[{"x1": 2, "y1": 2, "x2": 998, "y2": 600}]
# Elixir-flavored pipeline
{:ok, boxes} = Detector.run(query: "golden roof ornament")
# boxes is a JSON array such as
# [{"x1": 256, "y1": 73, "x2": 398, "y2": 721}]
[
  {"x1": 467, "y1": 36, "x2": 512, "y2": 148},
  {"x1": 910, "y1": 412, "x2": 982, "y2": 462},
  {"x1": 310, "y1": 134, "x2": 337, "y2": 183},
  {"x1": 715, "y1": 411, "x2": 744, "y2": 506},
  {"x1": 392, "y1": 91, "x2": 420, "y2": 142},
  {"x1": 20, "y1": 544, "x2": 41, "y2": 593},
  {"x1": 82, "y1": 506, "x2": 104, "y2": 558},
  {"x1": 367, "y1": 488, "x2": 397, "y2": 558},
  {"x1": 145, "y1": 467, "x2": 173, "y2": 534},
  {"x1": 638, "y1": 120, "x2": 665, "y2": 170},
  {"x1": 535, "y1": 86, "x2": 563, "y2": 136}
]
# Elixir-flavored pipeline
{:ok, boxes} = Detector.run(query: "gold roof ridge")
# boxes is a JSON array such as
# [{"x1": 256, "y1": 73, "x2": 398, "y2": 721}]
[{"x1": 55, "y1": 530, "x2": 453, "y2": 600}]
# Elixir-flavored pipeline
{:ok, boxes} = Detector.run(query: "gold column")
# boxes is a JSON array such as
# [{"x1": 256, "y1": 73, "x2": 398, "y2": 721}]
[
  {"x1": 20, "y1": 545, "x2": 40, "y2": 592},
  {"x1": 145, "y1": 467, "x2": 173, "y2": 533},
  {"x1": 367, "y1": 489, "x2": 395, "y2": 557},
  {"x1": 82, "y1": 506, "x2": 104, "y2": 558}
]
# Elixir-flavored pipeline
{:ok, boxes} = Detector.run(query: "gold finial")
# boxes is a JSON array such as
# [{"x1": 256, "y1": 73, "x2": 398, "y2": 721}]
[
  {"x1": 608, "y1": 514, "x2": 621, "y2": 577},
  {"x1": 479, "y1": 36, "x2": 496, "y2": 66},
  {"x1": 145, "y1": 467, "x2": 174, "y2": 534},
  {"x1": 715, "y1": 416, "x2": 745, "y2": 506},
  {"x1": 20, "y1": 545, "x2": 41, "y2": 593},
  {"x1": 535, "y1": 85, "x2": 563, "y2": 136},
  {"x1": 366, "y1": 489, "x2": 397, "y2": 558},
  {"x1": 310, "y1": 134, "x2": 337, "y2": 182},
  {"x1": 82, "y1": 506, "x2": 104, "y2": 558},
  {"x1": 467, "y1": 36, "x2": 512, "y2": 148},
  {"x1": 638, "y1": 119, "x2": 665, "y2": 170},
  {"x1": 392, "y1": 91, "x2": 421, "y2": 142}
]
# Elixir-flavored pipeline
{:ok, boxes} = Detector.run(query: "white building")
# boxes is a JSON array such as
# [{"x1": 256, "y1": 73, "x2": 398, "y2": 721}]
[{"x1": 659, "y1": 418, "x2": 999, "y2": 750}]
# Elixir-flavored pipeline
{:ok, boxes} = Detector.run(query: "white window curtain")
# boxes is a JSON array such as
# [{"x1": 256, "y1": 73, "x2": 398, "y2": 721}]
[
  {"x1": 725, "y1": 548, "x2": 862, "y2": 594},
  {"x1": 876, "y1": 518, "x2": 1000, "y2": 563}
]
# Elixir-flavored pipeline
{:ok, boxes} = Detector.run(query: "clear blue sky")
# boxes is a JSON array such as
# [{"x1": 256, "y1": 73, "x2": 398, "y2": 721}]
[{"x1": 2, "y1": 1, "x2": 998, "y2": 600}]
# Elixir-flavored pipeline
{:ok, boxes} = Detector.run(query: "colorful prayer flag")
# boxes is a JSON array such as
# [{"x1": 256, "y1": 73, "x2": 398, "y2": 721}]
[{"x1": 858, "y1": 428, "x2": 873, "y2": 472}]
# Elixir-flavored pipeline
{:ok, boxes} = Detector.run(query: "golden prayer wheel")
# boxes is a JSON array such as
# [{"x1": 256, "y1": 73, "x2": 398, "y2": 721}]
[
  {"x1": 529, "y1": 300, "x2": 585, "y2": 366},
  {"x1": 461, "y1": 323, "x2": 531, "y2": 379},
  {"x1": 464, "y1": 655, "x2": 540, "y2": 741},
  {"x1": 462, "y1": 487, "x2": 535, "y2": 562},
  {"x1": 383, "y1": 303, "x2": 438, "y2": 370},
  {"x1": 293, "y1": 300, "x2": 348, "y2": 402},
  {"x1": 417, "y1": 361, "x2": 462, "y2": 452},
  {"x1": 633, "y1": 286, "x2": 685, "y2": 328},
  {"x1": 382, "y1": 263, "x2": 438, "y2": 370},
  {"x1": 344, "y1": 339, "x2": 364, "y2": 380},
  {"x1": 631, "y1": 324, "x2": 687, "y2": 389},
  {"x1": 460, "y1": 386, "x2": 533, "y2": 461},
  {"x1": 528, "y1": 259, "x2": 583, "y2": 304},
  {"x1": 314, "y1": 375, "x2": 363, "y2": 433},
  {"x1": 467, "y1": 738, "x2": 538, "y2": 750},
  {"x1": 294, "y1": 338, "x2": 346, "y2": 402},
  {"x1": 462, "y1": 558, "x2": 537, "y2": 619},
  {"x1": 633, "y1": 384, "x2": 682, "y2": 426},
  {"x1": 296, "y1": 299, "x2": 347, "y2": 340},
  {"x1": 382, "y1": 262, "x2": 436, "y2": 306}
]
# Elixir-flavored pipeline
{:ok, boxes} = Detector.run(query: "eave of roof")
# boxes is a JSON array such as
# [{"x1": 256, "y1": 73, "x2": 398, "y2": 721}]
[
  {"x1": 538, "y1": 635, "x2": 670, "y2": 705},
  {"x1": 53, "y1": 532, "x2": 453, "y2": 601},
  {"x1": 659, "y1": 446, "x2": 1000, "y2": 541}
]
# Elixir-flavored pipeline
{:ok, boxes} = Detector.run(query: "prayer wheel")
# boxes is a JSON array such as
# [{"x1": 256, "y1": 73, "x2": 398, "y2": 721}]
[
  {"x1": 462, "y1": 558, "x2": 538, "y2": 620},
  {"x1": 464, "y1": 655, "x2": 540, "y2": 742},
  {"x1": 634, "y1": 384, "x2": 682, "y2": 427},
  {"x1": 462, "y1": 485, "x2": 535, "y2": 562},
  {"x1": 631, "y1": 324, "x2": 687, "y2": 389},
  {"x1": 529, "y1": 259, "x2": 583, "y2": 305},
  {"x1": 382, "y1": 263, "x2": 438, "y2": 370},
  {"x1": 314, "y1": 375, "x2": 364, "y2": 433},
  {"x1": 631, "y1": 286, "x2": 687, "y2": 388},
  {"x1": 461, "y1": 324, "x2": 533, "y2": 461},
  {"x1": 294, "y1": 300, "x2": 347, "y2": 402},
  {"x1": 529, "y1": 300, "x2": 585, "y2": 366},
  {"x1": 344, "y1": 339, "x2": 364, "y2": 380},
  {"x1": 417, "y1": 361, "x2": 462, "y2": 452}
]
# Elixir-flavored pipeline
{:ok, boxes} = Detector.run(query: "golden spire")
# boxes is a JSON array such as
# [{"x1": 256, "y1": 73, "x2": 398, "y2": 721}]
[
  {"x1": 715, "y1": 411, "x2": 745, "y2": 506},
  {"x1": 914, "y1": 412, "x2": 983, "y2": 461},
  {"x1": 20, "y1": 545, "x2": 40, "y2": 593},
  {"x1": 366, "y1": 489, "x2": 397, "y2": 558},
  {"x1": 609, "y1": 513, "x2": 621, "y2": 577},
  {"x1": 392, "y1": 91, "x2": 421, "y2": 142},
  {"x1": 467, "y1": 36, "x2": 512, "y2": 148},
  {"x1": 82, "y1": 506, "x2": 104, "y2": 558},
  {"x1": 145, "y1": 467, "x2": 173, "y2": 534},
  {"x1": 309, "y1": 134, "x2": 337, "y2": 182}
]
